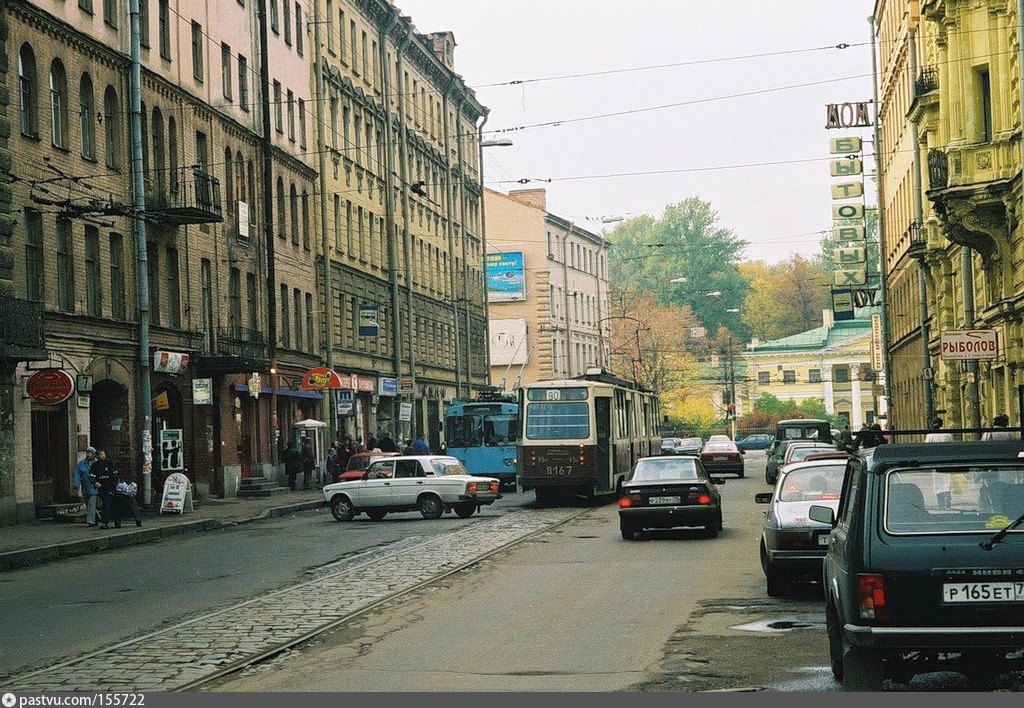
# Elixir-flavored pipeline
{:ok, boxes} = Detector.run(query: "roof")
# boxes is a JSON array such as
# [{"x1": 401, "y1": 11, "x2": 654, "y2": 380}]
[
  {"x1": 864, "y1": 441, "x2": 1024, "y2": 468},
  {"x1": 746, "y1": 313, "x2": 879, "y2": 354}
]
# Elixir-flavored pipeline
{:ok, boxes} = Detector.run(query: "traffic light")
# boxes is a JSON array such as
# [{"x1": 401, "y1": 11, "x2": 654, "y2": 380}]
[{"x1": 726, "y1": 403, "x2": 736, "y2": 419}]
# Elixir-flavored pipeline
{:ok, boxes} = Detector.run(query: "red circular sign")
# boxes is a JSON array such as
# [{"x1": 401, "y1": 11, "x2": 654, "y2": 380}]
[{"x1": 26, "y1": 369, "x2": 75, "y2": 406}]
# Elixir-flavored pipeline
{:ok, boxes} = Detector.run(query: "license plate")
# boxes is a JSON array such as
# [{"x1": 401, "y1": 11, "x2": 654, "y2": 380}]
[
  {"x1": 713, "y1": 456, "x2": 727, "y2": 462},
  {"x1": 942, "y1": 582, "x2": 1024, "y2": 603},
  {"x1": 817, "y1": 535, "x2": 830, "y2": 546},
  {"x1": 649, "y1": 496, "x2": 680, "y2": 505}
]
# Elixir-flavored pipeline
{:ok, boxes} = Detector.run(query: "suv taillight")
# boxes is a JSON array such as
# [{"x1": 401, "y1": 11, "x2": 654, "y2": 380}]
[{"x1": 857, "y1": 573, "x2": 889, "y2": 620}]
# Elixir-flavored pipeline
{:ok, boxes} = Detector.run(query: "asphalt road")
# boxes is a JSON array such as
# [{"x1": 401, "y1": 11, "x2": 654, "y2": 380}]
[{"x1": 0, "y1": 492, "x2": 533, "y2": 678}]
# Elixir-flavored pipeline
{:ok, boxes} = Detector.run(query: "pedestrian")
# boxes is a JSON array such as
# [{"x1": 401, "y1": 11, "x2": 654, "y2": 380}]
[
  {"x1": 412, "y1": 433, "x2": 430, "y2": 455},
  {"x1": 837, "y1": 425, "x2": 853, "y2": 452},
  {"x1": 367, "y1": 431, "x2": 380, "y2": 450},
  {"x1": 74, "y1": 447, "x2": 98, "y2": 527},
  {"x1": 982, "y1": 413, "x2": 1016, "y2": 441},
  {"x1": 378, "y1": 431, "x2": 399, "y2": 453},
  {"x1": 925, "y1": 418, "x2": 954, "y2": 509},
  {"x1": 924, "y1": 417, "x2": 954, "y2": 443},
  {"x1": 401, "y1": 439, "x2": 414, "y2": 456},
  {"x1": 326, "y1": 441, "x2": 341, "y2": 482},
  {"x1": 338, "y1": 437, "x2": 355, "y2": 469},
  {"x1": 89, "y1": 449, "x2": 119, "y2": 529},
  {"x1": 855, "y1": 423, "x2": 886, "y2": 450},
  {"x1": 301, "y1": 439, "x2": 316, "y2": 490},
  {"x1": 283, "y1": 443, "x2": 303, "y2": 492}
]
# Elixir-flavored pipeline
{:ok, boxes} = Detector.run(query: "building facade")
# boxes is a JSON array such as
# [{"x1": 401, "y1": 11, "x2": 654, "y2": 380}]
[
  {"x1": 876, "y1": 0, "x2": 1024, "y2": 431},
  {"x1": 744, "y1": 312, "x2": 879, "y2": 428},
  {"x1": 484, "y1": 188, "x2": 610, "y2": 389}
]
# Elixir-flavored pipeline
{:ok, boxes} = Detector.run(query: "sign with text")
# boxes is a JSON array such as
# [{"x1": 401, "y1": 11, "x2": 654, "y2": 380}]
[
  {"x1": 399, "y1": 379, "x2": 414, "y2": 395},
  {"x1": 159, "y1": 428, "x2": 184, "y2": 472},
  {"x1": 832, "y1": 288, "x2": 855, "y2": 321},
  {"x1": 834, "y1": 246, "x2": 866, "y2": 265},
  {"x1": 378, "y1": 377, "x2": 398, "y2": 396},
  {"x1": 829, "y1": 136, "x2": 863, "y2": 154},
  {"x1": 830, "y1": 159, "x2": 862, "y2": 177},
  {"x1": 833, "y1": 203, "x2": 865, "y2": 220},
  {"x1": 826, "y1": 102, "x2": 872, "y2": 129},
  {"x1": 192, "y1": 378, "x2": 213, "y2": 405},
  {"x1": 489, "y1": 318, "x2": 528, "y2": 367},
  {"x1": 871, "y1": 313, "x2": 884, "y2": 371},
  {"x1": 358, "y1": 305, "x2": 379, "y2": 337},
  {"x1": 940, "y1": 329, "x2": 998, "y2": 361},
  {"x1": 26, "y1": 369, "x2": 75, "y2": 406},
  {"x1": 835, "y1": 269, "x2": 867, "y2": 286},
  {"x1": 833, "y1": 224, "x2": 865, "y2": 240},
  {"x1": 399, "y1": 402, "x2": 413, "y2": 422},
  {"x1": 831, "y1": 182, "x2": 863, "y2": 199},
  {"x1": 485, "y1": 251, "x2": 526, "y2": 302},
  {"x1": 336, "y1": 389, "x2": 354, "y2": 415},
  {"x1": 153, "y1": 351, "x2": 189, "y2": 373},
  {"x1": 160, "y1": 472, "x2": 193, "y2": 514}
]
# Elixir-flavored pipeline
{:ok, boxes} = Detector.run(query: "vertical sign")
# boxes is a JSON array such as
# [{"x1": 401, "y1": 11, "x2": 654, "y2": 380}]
[
  {"x1": 871, "y1": 313, "x2": 884, "y2": 372},
  {"x1": 358, "y1": 305, "x2": 379, "y2": 337},
  {"x1": 160, "y1": 429, "x2": 184, "y2": 472}
]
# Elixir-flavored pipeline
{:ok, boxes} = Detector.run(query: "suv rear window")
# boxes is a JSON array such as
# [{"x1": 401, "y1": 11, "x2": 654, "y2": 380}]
[{"x1": 884, "y1": 465, "x2": 1024, "y2": 535}]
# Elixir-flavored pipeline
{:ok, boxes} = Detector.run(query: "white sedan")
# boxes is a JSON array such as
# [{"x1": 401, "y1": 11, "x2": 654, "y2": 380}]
[{"x1": 323, "y1": 455, "x2": 502, "y2": 522}]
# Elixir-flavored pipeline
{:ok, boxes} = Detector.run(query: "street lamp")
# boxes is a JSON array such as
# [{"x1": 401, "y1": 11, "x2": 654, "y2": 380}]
[
  {"x1": 601, "y1": 216, "x2": 625, "y2": 224},
  {"x1": 669, "y1": 276, "x2": 688, "y2": 284},
  {"x1": 725, "y1": 308, "x2": 740, "y2": 314},
  {"x1": 480, "y1": 138, "x2": 514, "y2": 147}
]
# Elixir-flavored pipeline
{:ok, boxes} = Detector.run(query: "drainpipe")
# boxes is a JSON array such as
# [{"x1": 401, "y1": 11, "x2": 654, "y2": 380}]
[
  {"x1": 908, "y1": 28, "x2": 935, "y2": 426},
  {"x1": 129, "y1": 0, "x2": 153, "y2": 504}
]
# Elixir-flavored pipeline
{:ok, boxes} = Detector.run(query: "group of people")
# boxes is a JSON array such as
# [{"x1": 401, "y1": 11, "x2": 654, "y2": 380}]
[
  {"x1": 73, "y1": 446, "x2": 143, "y2": 529},
  {"x1": 836, "y1": 423, "x2": 888, "y2": 451},
  {"x1": 282, "y1": 438, "x2": 318, "y2": 492}
]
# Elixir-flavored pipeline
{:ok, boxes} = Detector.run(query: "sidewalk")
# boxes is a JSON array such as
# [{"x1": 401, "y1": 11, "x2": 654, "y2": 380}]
[{"x1": 0, "y1": 491, "x2": 325, "y2": 573}]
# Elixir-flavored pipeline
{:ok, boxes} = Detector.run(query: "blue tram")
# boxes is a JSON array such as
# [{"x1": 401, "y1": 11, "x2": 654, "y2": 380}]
[{"x1": 443, "y1": 391, "x2": 520, "y2": 488}]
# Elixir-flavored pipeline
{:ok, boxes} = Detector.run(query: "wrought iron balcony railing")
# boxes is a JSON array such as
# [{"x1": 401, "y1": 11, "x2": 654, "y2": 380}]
[
  {"x1": 914, "y1": 67, "x2": 938, "y2": 98},
  {"x1": 927, "y1": 148, "x2": 948, "y2": 189},
  {"x1": 147, "y1": 167, "x2": 223, "y2": 225}
]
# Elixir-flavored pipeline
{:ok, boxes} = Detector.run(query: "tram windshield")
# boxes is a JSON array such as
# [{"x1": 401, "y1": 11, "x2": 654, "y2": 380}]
[
  {"x1": 525, "y1": 402, "x2": 590, "y2": 440},
  {"x1": 445, "y1": 414, "x2": 520, "y2": 448}
]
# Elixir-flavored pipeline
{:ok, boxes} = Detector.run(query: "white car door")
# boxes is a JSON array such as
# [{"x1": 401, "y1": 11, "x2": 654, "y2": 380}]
[
  {"x1": 356, "y1": 460, "x2": 396, "y2": 507},
  {"x1": 390, "y1": 459, "x2": 427, "y2": 506}
]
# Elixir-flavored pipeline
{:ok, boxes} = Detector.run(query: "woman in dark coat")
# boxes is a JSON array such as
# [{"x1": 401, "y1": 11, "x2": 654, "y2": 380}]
[{"x1": 283, "y1": 444, "x2": 303, "y2": 492}]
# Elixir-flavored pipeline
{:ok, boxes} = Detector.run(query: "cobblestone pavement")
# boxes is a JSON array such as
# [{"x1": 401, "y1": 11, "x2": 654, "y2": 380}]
[{"x1": 1, "y1": 508, "x2": 582, "y2": 692}]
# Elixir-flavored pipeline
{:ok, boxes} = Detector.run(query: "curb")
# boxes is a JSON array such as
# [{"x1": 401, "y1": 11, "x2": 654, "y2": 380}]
[{"x1": 0, "y1": 499, "x2": 325, "y2": 573}]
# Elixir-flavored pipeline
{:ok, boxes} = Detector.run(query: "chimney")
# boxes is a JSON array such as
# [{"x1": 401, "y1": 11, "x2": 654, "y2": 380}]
[
  {"x1": 822, "y1": 308, "x2": 834, "y2": 328},
  {"x1": 426, "y1": 31, "x2": 456, "y2": 70},
  {"x1": 507, "y1": 188, "x2": 547, "y2": 212}
]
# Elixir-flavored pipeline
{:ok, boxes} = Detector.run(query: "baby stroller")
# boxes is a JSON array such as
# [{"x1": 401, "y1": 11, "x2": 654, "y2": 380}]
[{"x1": 114, "y1": 480, "x2": 143, "y2": 528}]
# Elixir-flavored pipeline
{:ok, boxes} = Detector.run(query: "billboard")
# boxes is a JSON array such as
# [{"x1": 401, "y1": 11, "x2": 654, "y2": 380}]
[
  {"x1": 486, "y1": 251, "x2": 526, "y2": 302},
  {"x1": 489, "y1": 319, "x2": 528, "y2": 367}
]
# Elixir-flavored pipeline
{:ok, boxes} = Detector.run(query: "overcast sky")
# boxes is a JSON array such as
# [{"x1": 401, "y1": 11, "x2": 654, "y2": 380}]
[{"x1": 394, "y1": 0, "x2": 876, "y2": 264}]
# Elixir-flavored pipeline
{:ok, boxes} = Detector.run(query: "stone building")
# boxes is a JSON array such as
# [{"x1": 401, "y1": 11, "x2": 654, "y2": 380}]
[{"x1": 484, "y1": 188, "x2": 610, "y2": 389}]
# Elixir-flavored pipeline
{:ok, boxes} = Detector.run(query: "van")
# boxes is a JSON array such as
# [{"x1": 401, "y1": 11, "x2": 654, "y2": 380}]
[{"x1": 774, "y1": 419, "x2": 832, "y2": 445}]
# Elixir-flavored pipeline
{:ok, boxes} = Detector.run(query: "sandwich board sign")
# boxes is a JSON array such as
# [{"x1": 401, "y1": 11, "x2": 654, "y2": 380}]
[{"x1": 160, "y1": 471, "x2": 194, "y2": 514}]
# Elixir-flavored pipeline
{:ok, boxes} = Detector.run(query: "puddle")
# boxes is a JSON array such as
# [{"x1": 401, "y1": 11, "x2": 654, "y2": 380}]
[{"x1": 728, "y1": 614, "x2": 825, "y2": 634}]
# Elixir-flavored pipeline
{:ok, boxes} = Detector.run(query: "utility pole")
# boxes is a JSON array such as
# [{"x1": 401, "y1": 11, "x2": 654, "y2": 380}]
[
  {"x1": 129, "y1": 0, "x2": 153, "y2": 504},
  {"x1": 257, "y1": 0, "x2": 279, "y2": 464}
]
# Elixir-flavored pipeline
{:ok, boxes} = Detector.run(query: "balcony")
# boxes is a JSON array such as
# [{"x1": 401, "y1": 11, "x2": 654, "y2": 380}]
[
  {"x1": 196, "y1": 326, "x2": 268, "y2": 376},
  {"x1": 906, "y1": 220, "x2": 926, "y2": 260},
  {"x1": 0, "y1": 296, "x2": 47, "y2": 361},
  {"x1": 927, "y1": 149, "x2": 948, "y2": 190},
  {"x1": 147, "y1": 167, "x2": 224, "y2": 226},
  {"x1": 914, "y1": 68, "x2": 938, "y2": 98}
]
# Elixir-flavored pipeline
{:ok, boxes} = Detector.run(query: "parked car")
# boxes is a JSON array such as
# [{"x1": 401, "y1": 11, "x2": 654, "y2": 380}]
[
  {"x1": 324, "y1": 455, "x2": 502, "y2": 522},
  {"x1": 755, "y1": 459, "x2": 847, "y2": 597},
  {"x1": 775, "y1": 418, "x2": 833, "y2": 445},
  {"x1": 336, "y1": 451, "x2": 400, "y2": 482},
  {"x1": 618, "y1": 456, "x2": 724, "y2": 540},
  {"x1": 700, "y1": 440, "x2": 745, "y2": 478},
  {"x1": 674, "y1": 437, "x2": 704, "y2": 456},
  {"x1": 737, "y1": 434, "x2": 774, "y2": 452},
  {"x1": 781, "y1": 441, "x2": 836, "y2": 467},
  {"x1": 660, "y1": 437, "x2": 682, "y2": 455},
  {"x1": 766, "y1": 441, "x2": 835, "y2": 485},
  {"x1": 764, "y1": 440, "x2": 793, "y2": 485},
  {"x1": 813, "y1": 440, "x2": 1024, "y2": 690}
]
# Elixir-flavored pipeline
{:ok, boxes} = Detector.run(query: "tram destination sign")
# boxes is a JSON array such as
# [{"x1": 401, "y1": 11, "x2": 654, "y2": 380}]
[{"x1": 940, "y1": 329, "x2": 999, "y2": 361}]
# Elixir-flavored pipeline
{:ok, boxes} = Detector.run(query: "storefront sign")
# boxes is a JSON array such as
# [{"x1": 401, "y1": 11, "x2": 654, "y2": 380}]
[
  {"x1": 25, "y1": 369, "x2": 75, "y2": 405},
  {"x1": 833, "y1": 225, "x2": 865, "y2": 240},
  {"x1": 356, "y1": 375, "x2": 376, "y2": 393},
  {"x1": 871, "y1": 313, "x2": 885, "y2": 371},
  {"x1": 301, "y1": 367, "x2": 345, "y2": 390},
  {"x1": 852, "y1": 288, "x2": 879, "y2": 307},
  {"x1": 378, "y1": 377, "x2": 398, "y2": 396},
  {"x1": 193, "y1": 378, "x2": 213, "y2": 405},
  {"x1": 399, "y1": 402, "x2": 413, "y2": 422},
  {"x1": 825, "y1": 102, "x2": 872, "y2": 129},
  {"x1": 160, "y1": 429, "x2": 184, "y2": 471},
  {"x1": 832, "y1": 289, "x2": 854, "y2": 322},
  {"x1": 399, "y1": 378, "x2": 414, "y2": 395},
  {"x1": 830, "y1": 159, "x2": 862, "y2": 177},
  {"x1": 834, "y1": 269, "x2": 867, "y2": 286},
  {"x1": 336, "y1": 389, "x2": 354, "y2": 415},
  {"x1": 486, "y1": 251, "x2": 526, "y2": 302},
  {"x1": 829, "y1": 136, "x2": 863, "y2": 154},
  {"x1": 153, "y1": 351, "x2": 190, "y2": 373},
  {"x1": 940, "y1": 329, "x2": 998, "y2": 361},
  {"x1": 248, "y1": 373, "x2": 261, "y2": 398},
  {"x1": 834, "y1": 246, "x2": 866, "y2": 265},
  {"x1": 832, "y1": 203, "x2": 864, "y2": 220},
  {"x1": 831, "y1": 182, "x2": 863, "y2": 199},
  {"x1": 160, "y1": 471, "x2": 193, "y2": 514},
  {"x1": 358, "y1": 305, "x2": 379, "y2": 337}
]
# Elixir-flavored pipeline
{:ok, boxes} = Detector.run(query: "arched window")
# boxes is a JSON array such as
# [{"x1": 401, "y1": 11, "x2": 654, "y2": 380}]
[
  {"x1": 167, "y1": 116, "x2": 178, "y2": 193},
  {"x1": 152, "y1": 107, "x2": 165, "y2": 199},
  {"x1": 103, "y1": 86, "x2": 118, "y2": 167},
  {"x1": 49, "y1": 59, "x2": 69, "y2": 148},
  {"x1": 301, "y1": 190, "x2": 310, "y2": 250},
  {"x1": 18, "y1": 44, "x2": 39, "y2": 137},
  {"x1": 289, "y1": 183, "x2": 299, "y2": 245},
  {"x1": 224, "y1": 148, "x2": 234, "y2": 214},
  {"x1": 140, "y1": 101, "x2": 149, "y2": 187},
  {"x1": 247, "y1": 160, "x2": 255, "y2": 212},
  {"x1": 235, "y1": 151, "x2": 245, "y2": 210},
  {"x1": 276, "y1": 176, "x2": 286, "y2": 237},
  {"x1": 79, "y1": 74, "x2": 96, "y2": 159}
]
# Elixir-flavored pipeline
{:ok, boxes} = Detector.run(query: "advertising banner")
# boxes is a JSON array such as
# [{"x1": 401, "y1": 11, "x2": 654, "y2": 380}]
[
  {"x1": 485, "y1": 252, "x2": 526, "y2": 302},
  {"x1": 940, "y1": 329, "x2": 998, "y2": 361},
  {"x1": 489, "y1": 319, "x2": 528, "y2": 367}
]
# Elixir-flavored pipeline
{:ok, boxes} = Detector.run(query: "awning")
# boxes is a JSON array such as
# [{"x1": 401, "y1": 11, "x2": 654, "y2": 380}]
[{"x1": 232, "y1": 385, "x2": 323, "y2": 400}]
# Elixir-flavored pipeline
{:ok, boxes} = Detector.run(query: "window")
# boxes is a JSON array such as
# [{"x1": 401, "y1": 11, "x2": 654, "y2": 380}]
[
  {"x1": 79, "y1": 0, "x2": 93, "y2": 14},
  {"x1": 103, "y1": 0, "x2": 117, "y2": 27},
  {"x1": 201, "y1": 260, "x2": 213, "y2": 350},
  {"x1": 305, "y1": 292, "x2": 314, "y2": 352},
  {"x1": 270, "y1": 0, "x2": 279, "y2": 34},
  {"x1": 147, "y1": 242, "x2": 160, "y2": 325},
  {"x1": 295, "y1": 4, "x2": 303, "y2": 55},
  {"x1": 159, "y1": 0, "x2": 171, "y2": 60},
  {"x1": 56, "y1": 218, "x2": 74, "y2": 312},
  {"x1": 224, "y1": 148, "x2": 234, "y2": 212},
  {"x1": 976, "y1": 66, "x2": 992, "y2": 143},
  {"x1": 333, "y1": 194, "x2": 341, "y2": 251},
  {"x1": 783, "y1": 370, "x2": 796, "y2": 384},
  {"x1": 339, "y1": 9, "x2": 346, "y2": 58},
  {"x1": 18, "y1": 44, "x2": 39, "y2": 137},
  {"x1": 229, "y1": 269, "x2": 241, "y2": 333},
  {"x1": 758, "y1": 371, "x2": 770, "y2": 385},
  {"x1": 151, "y1": 107, "x2": 165, "y2": 197},
  {"x1": 49, "y1": 59, "x2": 69, "y2": 148},
  {"x1": 221, "y1": 44, "x2": 232, "y2": 100},
  {"x1": 286, "y1": 90, "x2": 294, "y2": 141},
  {"x1": 139, "y1": 0, "x2": 149, "y2": 47},
  {"x1": 361, "y1": 31, "x2": 368, "y2": 79},
  {"x1": 329, "y1": 97, "x2": 338, "y2": 150},
  {"x1": 191, "y1": 22, "x2": 204, "y2": 82},
  {"x1": 276, "y1": 176, "x2": 286, "y2": 237},
  {"x1": 298, "y1": 99, "x2": 306, "y2": 148},
  {"x1": 525, "y1": 402, "x2": 590, "y2": 440},
  {"x1": 345, "y1": 200, "x2": 353, "y2": 252},
  {"x1": 79, "y1": 73, "x2": 95, "y2": 159},
  {"x1": 280, "y1": 283, "x2": 289, "y2": 348},
  {"x1": 168, "y1": 116, "x2": 178, "y2": 192},
  {"x1": 293, "y1": 288, "x2": 303, "y2": 350},
  {"x1": 85, "y1": 226, "x2": 101, "y2": 316},
  {"x1": 326, "y1": 0, "x2": 334, "y2": 54},
  {"x1": 110, "y1": 234, "x2": 125, "y2": 320},
  {"x1": 24, "y1": 210, "x2": 43, "y2": 302},
  {"x1": 809, "y1": 369, "x2": 822, "y2": 384},
  {"x1": 238, "y1": 55, "x2": 248, "y2": 111},
  {"x1": 273, "y1": 81, "x2": 282, "y2": 133},
  {"x1": 350, "y1": 20, "x2": 357, "y2": 71},
  {"x1": 290, "y1": 184, "x2": 299, "y2": 245},
  {"x1": 301, "y1": 191, "x2": 310, "y2": 250},
  {"x1": 246, "y1": 273, "x2": 258, "y2": 332},
  {"x1": 835, "y1": 367, "x2": 850, "y2": 384},
  {"x1": 166, "y1": 247, "x2": 180, "y2": 327},
  {"x1": 283, "y1": 0, "x2": 291, "y2": 45}
]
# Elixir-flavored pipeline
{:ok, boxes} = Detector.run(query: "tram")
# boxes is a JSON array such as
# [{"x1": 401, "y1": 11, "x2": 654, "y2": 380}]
[
  {"x1": 443, "y1": 389, "x2": 520, "y2": 488},
  {"x1": 518, "y1": 368, "x2": 661, "y2": 502}
]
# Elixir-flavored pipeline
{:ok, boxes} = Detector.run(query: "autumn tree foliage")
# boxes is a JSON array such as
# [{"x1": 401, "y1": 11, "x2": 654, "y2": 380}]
[{"x1": 740, "y1": 254, "x2": 830, "y2": 341}]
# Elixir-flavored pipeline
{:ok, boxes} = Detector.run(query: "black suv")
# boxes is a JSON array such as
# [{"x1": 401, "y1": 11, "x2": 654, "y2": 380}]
[{"x1": 812, "y1": 441, "x2": 1024, "y2": 690}]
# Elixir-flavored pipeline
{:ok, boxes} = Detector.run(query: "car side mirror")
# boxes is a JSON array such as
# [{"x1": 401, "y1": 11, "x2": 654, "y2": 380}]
[
  {"x1": 809, "y1": 505, "x2": 836, "y2": 526},
  {"x1": 754, "y1": 492, "x2": 772, "y2": 504},
  {"x1": 711, "y1": 477, "x2": 726, "y2": 485}
]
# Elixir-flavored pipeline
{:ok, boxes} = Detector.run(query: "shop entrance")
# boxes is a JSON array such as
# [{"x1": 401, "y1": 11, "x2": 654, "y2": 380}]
[
  {"x1": 31, "y1": 406, "x2": 69, "y2": 505},
  {"x1": 89, "y1": 379, "x2": 130, "y2": 483}
]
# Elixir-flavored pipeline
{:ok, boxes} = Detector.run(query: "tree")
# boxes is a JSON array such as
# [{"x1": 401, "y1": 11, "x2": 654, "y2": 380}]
[
  {"x1": 740, "y1": 254, "x2": 830, "y2": 340},
  {"x1": 607, "y1": 198, "x2": 749, "y2": 338}
]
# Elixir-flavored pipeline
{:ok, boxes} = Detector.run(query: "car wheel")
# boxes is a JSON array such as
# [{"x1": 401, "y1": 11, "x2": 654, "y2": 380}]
[
  {"x1": 826, "y1": 602, "x2": 844, "y2": 682},
  {"x1": 330, "y1": 496, "x2": 355, "y2": 522},
  {"x1": 418, "y1": 494, "x2": 444, "y2": 520},
  {"x1": 453, "y1": 501, "x2": 476, "y2": 519},
  {"x1": 620, "y1": 521, "x2": 637, "y2": 540},
  {"x1": 841, "y1": 648, "x2": 883, "y2": 691},
  {"x1": 366, "y1": 510, "x2": 387, "y2": 522}
]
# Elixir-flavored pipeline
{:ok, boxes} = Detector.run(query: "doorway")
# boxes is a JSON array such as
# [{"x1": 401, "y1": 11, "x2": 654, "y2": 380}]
[
  {"x1": 31, "y1": 406, "x2": 69, "y2": 505},
  {"x1": 89, "y1": 379, "x2": 130, "y2": 482}
]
